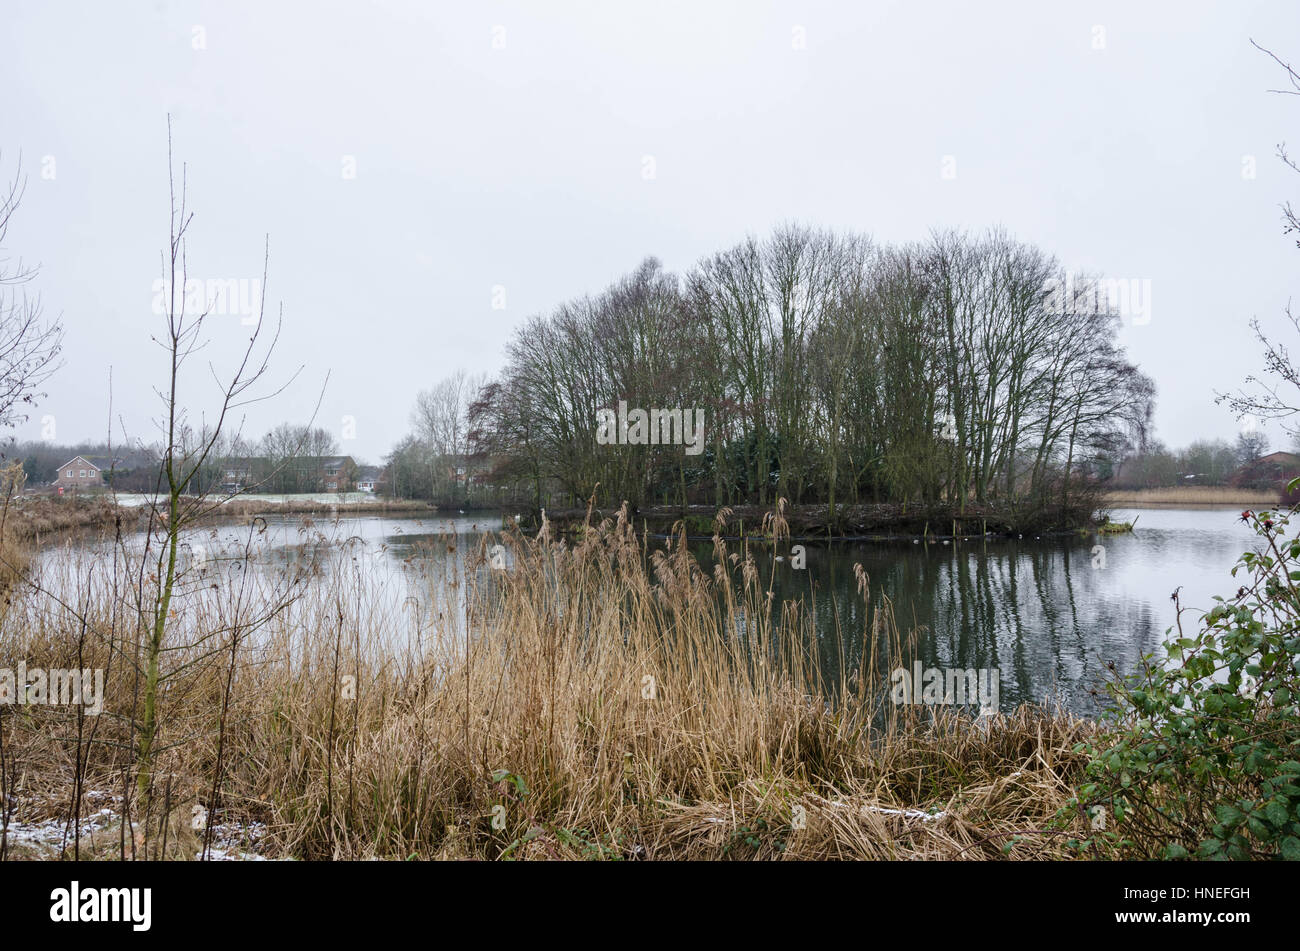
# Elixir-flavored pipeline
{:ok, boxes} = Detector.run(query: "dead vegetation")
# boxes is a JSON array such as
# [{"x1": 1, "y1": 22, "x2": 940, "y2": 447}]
[
  {"x1": 1103, "y1": 486, "x2": 1278, "y2": 506},
  {"x1": 1, "y1": 502, "x2": 1100, "y2": 860}
]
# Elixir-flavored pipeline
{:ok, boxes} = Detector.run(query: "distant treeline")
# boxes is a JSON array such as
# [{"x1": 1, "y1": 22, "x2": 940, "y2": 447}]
[
  {"x1": 457, "y1": 224, "x2": 1153, "y2": 514},
  {"x1": 6, "y1": 423, "x2": 368, "y2": 495},
  {"x1": 1113, "y1": 432, "x2": 1283, "y2": 489}
]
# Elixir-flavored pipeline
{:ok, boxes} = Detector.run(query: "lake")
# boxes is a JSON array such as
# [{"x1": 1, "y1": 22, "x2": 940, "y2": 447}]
[{"x1": 33, "y1": 505, "x2": 1261, "y2": 717}]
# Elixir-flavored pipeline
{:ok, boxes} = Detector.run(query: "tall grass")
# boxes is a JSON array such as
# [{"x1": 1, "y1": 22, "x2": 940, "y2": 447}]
[
  {"x1": 0, "y1": 503, "x2": 1097, "y2": 860},
  {"x1": 1104, "y1": 486, "x2": 1278, "y2": 505}
]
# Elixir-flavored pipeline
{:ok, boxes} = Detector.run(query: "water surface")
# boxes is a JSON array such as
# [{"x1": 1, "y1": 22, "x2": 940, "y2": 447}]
[{"x1": 37, "y1": 506, "x2": 1260, "y2": 717}]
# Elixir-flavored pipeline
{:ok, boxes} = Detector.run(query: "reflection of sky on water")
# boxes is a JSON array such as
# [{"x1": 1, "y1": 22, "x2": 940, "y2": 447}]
[
  {"x1": 35, "y1": 507, "x2": 1262, "y2": 717},
  {"x1": 687, "y1": 507, "x2": 1262, "y2": 716}
]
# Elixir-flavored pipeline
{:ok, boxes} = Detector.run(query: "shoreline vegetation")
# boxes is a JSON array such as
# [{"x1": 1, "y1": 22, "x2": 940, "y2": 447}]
[
  {"x1": 4, "y1": 494, "x2": 440, "y2": 544},
  {"x1": 6, "y1": 493, "x2": 1131, "y2": 546},
  {"x1": 0, "y1": 502, "x2": 1100, "y2": 860},
  {"x1": 1102, "y1": 486, "x2": 1281, "y2": 506},
  {"x1": 0, "y1": 500, "x2": 1294, "y2": 859},
  {"x1": 533, "y1": 497, "x2": 1112, "y2": 540}
]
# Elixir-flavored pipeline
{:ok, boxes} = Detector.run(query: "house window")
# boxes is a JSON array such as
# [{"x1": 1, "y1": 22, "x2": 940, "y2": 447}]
[
  {"x1": 66, "y1": 470, "x2": 73, "y2": 478},
  {"x1": 79, "y1": 470, "x2": 87, "y2": 478}
]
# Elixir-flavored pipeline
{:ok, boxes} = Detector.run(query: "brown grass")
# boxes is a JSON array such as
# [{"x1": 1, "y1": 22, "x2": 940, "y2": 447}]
[
  {"x1": 214, "y1": 497, "x2": 438, "y2": 518},
  {"x1": 1104, "y1": 486, "x2": 1278, "y2": 506},
  {"x1": 0, "y1": 503, "x2": 1099, "y2": 860},
  {"x1": 5, "y1": 496, "x2": 137, "y2": 541}
]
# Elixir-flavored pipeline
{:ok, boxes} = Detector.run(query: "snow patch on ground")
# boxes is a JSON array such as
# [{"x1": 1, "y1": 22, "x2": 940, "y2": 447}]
[
  {"x1": 2, "y1": 807, "x2": 117, "y2": 845},
  {"x1": 860, "y1": 804, "x2": 946, "y2": 822},
  {"x1": 2, "y1": 792, "x2": 270, "y2": 860},
  {"x1": 824, "y1": 799, "x2": 947, "y2": 821}
]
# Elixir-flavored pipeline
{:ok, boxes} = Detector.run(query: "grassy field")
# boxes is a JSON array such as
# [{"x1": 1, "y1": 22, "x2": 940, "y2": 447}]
[
  {"x1": 0, "y1": 503, "x2": 1103, "y2": 861},
  {"x1": 1103, "y1": 486, "x2": 1280, "y2": 506}
]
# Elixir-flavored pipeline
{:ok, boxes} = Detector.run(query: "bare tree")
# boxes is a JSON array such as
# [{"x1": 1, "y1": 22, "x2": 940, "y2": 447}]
[
  {"x1": 0, "y1": 157, "x2": 64, "y2": 429},
  {"x1": 132, "y1": 118, "x2": 305, "y2": 821},
  {"x1": 260, "y1": 422, "x2": 339, "y2": 492},
  {"x1": 1237, "y1": 429, "x2": 1270, "y2": 463},
  {"x1": 412, "y1": 370, "x2": 483, "y2": 502},
  {"x1": 1217, "y1": 42, "x2": 1300, "y2": 434}
]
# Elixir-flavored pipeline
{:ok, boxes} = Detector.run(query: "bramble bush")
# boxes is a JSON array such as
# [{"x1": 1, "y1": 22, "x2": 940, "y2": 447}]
[{"x1": 1065, "y1": 499, "x2": 1300, "y2": 859}]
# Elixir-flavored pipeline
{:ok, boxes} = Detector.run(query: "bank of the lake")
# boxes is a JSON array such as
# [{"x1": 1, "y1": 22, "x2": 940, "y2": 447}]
[
  {"x1": 3, "y1": 499, "x2": 1290, "y2": 860},
  {"x1": 539, "y1": 497, "x2": 1104, "y2": 541},
  {"x1": 1104, "y1": 486, "x2": 1281, "y2": 506},
  {"x1": 4, "y1": 492, "x2": 439, "y2": 543},
  {"x1": 21, "y1": 501, "x2": 1261, "y2": 719}
]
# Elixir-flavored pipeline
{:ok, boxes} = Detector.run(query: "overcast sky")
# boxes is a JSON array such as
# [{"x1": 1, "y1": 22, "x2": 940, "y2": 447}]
[{"x1": 3, "y1": 0, "x2": 1299, "y2": 464}]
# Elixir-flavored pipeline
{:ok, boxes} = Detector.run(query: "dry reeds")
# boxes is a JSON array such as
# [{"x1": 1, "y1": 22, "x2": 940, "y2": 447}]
[
  {"x1": 0, "y1": 502, "x2": 1099, "y2": 860},
  {"x1": 1103, "y1": 486, "x2": 1277, "y2": 506}
]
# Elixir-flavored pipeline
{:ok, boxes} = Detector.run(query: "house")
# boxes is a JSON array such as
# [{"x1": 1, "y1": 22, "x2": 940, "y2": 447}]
[
  {"x1": 218, "y1": 457, "x2": 260, "y2": 492},
  {"x1": 1230, "y1": 451, "x2": 1300, "y2": 490},
  {"x1": 49, "y1": 450, "x2": 162, "y2": 493},
  {"x1": 355, "y1": 465, "x2": 384, "y2": 493},
  {"x1": 316, "y1": 456, "x2": 357, "y2": 492},
  {"x1": 52, "y1": 455, "x2": 116, "y2": 490},
  {"x1": 271, "y1": 455, "x2": 358, "y2": 493},
  {"x1": 205, "y1": 454, "x2": 360, "y2": 494},
  {"x1": 444, "y1": 453, "x2": 494, "y2": 497}
]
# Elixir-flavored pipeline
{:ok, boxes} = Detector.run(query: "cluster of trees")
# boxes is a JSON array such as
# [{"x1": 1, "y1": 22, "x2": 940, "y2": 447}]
[
  {"x1": 384, "y1": 370, "x2": 488, "y2": 503},
  {"x1": 252, "y1": 423, "x2": 345, "y2": 493},
  {"x1": 1113, "y1": 432, "x2": 1270, "y2": 488},
  {"x1": 461, "y1": 224, "x2": 1154, "y2": 514}
]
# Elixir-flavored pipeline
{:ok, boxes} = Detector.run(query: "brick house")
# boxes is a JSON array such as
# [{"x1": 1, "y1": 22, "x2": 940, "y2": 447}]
[
  {"x1": 52, "y1": 455, "x2": 113, "y2": 490},
  {"x1": 221, "y1": 455, "x2": 358, "y2": 493},
  {"x1": 218, "y1": 457, "x2": 260, "y2": 493},
  {"x1": 317, "y1": 456, "x2": 357, "y2": 492},
  {"x1": 1231, "y1": 451, "x2": 1300, "y2": 490}
]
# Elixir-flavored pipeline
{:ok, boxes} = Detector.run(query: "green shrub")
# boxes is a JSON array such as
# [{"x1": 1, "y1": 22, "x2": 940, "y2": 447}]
[{"x1": 1065, "y1": 503, "x2": 1300, "y2": 859}]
